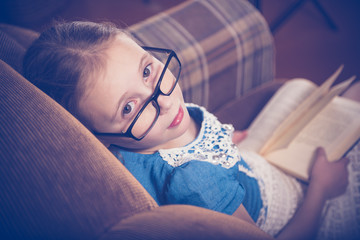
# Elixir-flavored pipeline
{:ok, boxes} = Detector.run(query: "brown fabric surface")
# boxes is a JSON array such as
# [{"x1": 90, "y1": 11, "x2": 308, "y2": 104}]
[
  {"x1": 215, "y1": 81, "x2": 284, "y2": 130},
  {"x1": 0, "y1": 24, "x2": 39, "y2": 48},
  {"x1": 100, "y1": 205, "x2": 273, "y2": 240},
  {"x1": 0, "y1": 60, "x2": 157, "y2": 239},
  {"x1": 0, "y1": 24, "x2": 39, "y2": 73}
]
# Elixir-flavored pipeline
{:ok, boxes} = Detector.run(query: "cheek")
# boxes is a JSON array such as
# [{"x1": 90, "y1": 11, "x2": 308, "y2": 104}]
[
  {"x1": 147, "y1": 120, "x2": 167, "y2": 137},
  {"x1": 173, "y1": 85, "x2": 184, "y2": 100}
]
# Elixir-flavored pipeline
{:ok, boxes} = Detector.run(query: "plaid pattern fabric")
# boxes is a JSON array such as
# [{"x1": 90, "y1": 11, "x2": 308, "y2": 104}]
[{"x1": 128, "y1": 0, "x2": 274, "y2": 112}]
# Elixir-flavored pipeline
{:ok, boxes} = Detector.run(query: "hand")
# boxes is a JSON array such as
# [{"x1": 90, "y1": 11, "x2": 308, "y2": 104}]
[
  {"x1": 232, "y1": 130, "x2": 248, "y2": 145},
  {"x1": 309, "y1": 147, "x2": 349, "y2": 200}
]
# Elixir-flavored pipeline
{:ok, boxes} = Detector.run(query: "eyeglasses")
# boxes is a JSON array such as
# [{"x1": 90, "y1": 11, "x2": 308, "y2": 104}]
[{"x1": 94, "y1": 46, "x2": 182, "y2": 141}]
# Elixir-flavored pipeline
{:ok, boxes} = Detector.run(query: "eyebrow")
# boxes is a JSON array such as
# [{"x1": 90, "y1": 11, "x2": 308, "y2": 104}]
[{"x1": 110, "y1": 52, "x2": 150, "y2": 123}]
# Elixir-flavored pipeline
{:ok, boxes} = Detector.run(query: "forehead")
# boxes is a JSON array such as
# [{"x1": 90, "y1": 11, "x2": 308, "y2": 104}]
[
  {"x1": 78, "y1": 34, "x2": 145, "y2": 129},
  {"x1": 104, "y1": 34, "x2": 144, "y2": 79}
]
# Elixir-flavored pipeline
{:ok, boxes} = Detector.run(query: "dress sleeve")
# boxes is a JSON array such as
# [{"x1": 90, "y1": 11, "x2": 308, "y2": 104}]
[{"x1": 163, "y1": 160, "x2": 245, "y2": 215}]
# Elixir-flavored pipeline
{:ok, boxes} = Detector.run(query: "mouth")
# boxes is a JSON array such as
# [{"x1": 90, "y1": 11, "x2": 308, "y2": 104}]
[{"x1": 169, "y1": 106, "x2": 184, "y2": 128}]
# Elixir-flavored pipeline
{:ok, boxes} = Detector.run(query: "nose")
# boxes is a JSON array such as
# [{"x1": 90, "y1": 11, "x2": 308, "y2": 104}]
[{"x1": 157, "y1": 94, "x2": 172, "y2": 115}]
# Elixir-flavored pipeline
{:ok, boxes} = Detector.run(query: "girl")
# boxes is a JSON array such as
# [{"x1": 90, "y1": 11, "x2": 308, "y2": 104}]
[{"x1": 23, "y1": 21, "x2": 355, "y2": 239}]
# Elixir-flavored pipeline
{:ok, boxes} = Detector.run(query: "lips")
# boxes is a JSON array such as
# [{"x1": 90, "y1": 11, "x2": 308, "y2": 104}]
[{"x1": 169, "y1": 106, "x2": 184, "y2": 128}]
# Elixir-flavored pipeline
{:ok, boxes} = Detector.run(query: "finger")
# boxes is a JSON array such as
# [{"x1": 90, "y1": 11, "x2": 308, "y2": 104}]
[
  {"x1": 232, "y1": 131, "x2": 247, "y2": 143},
  {"x1": 339, "y1": 156, "x2": 350, "y2": 166},
  {"x1": 315, "y1": 147, "x2": 327, "y2": 161}
]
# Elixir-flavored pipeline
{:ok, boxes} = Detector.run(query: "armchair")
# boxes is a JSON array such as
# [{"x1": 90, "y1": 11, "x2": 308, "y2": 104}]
[{"x1": 0, "y1": 0, "x2": 278, "y2": 239}]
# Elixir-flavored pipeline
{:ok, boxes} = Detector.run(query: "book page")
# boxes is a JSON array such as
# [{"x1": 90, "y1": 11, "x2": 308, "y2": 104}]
[
  {"x1": 260, "y1": 70, "x2": 355, "y2": 155},
  {"x1": 237, "y1": 79, "x2": 316, "y2": 152},
  {"x1": 265, "y1": 96, "x2": 360, "y2": 181},
  {"x1": 297, "y1": 97, "x2": 360, "y2": 161}
]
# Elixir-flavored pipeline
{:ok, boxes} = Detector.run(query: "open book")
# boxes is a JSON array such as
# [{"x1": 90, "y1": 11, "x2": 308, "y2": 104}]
[{"x1": 237, "y1": 65, "x2": 360, "y2": 181}]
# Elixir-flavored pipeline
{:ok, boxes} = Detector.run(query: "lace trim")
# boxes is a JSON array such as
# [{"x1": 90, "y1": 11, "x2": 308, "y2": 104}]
[{"x1": 159, "y1": 103, "x2": 241, "y2": 169}]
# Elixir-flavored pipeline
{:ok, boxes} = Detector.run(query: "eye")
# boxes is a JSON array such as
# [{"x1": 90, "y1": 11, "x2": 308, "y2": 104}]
[
  {"x1": 123, "y1": 101, "x2": 135, "y2": 115},
  {"x1": 143, "y1": 64, "x2": 152, "y2": 80}
]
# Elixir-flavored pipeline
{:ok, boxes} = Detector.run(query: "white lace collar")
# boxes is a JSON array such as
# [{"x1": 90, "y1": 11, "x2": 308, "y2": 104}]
[{"x1": 159, "y1": 103, "x2": 241, "y2": 169}]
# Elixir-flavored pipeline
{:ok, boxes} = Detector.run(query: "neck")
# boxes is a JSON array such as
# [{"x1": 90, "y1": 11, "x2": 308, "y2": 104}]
[{"x1": 137, "y1": 117, "x2": 200, "y2": 154}]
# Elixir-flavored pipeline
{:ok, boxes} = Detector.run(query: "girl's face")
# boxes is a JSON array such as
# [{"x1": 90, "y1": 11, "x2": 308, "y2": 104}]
[{"x1": 78, "y1": 34, "x2": 197, "y2": 153}]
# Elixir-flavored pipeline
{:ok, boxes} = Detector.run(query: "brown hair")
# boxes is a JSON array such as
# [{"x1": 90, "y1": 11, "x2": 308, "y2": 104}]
[{"x1": 23, "y1": 21, "x2": 123, "y2": 128}]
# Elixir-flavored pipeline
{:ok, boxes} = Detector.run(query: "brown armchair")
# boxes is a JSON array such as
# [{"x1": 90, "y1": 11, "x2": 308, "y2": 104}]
[{"x1": 0, "y1": 0, "x2": 279, "y2": 238}]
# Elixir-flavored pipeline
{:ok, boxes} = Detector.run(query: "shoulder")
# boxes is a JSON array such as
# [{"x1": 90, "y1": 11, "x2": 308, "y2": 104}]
[
  {"x1": 109, "y1": 145, "x2": 177, "y2": 202},
  {"x1": 109, "y1": 145, "x2": 174, "y2": 176},
  {"x1": 186, "y1": 103, "x2": 205, "y2": 122},
  {"x1": 186, "y1": 103, "x2": 216, "y2": 123},
  {"x1": 165, "y1": 160, "x2": 246, "y2": 214}
]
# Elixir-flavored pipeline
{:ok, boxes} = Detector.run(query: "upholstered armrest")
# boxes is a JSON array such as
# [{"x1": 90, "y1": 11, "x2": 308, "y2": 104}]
[
  {"x1": 0, "y1": 23, "x2": 39, "y2": 73},
  {"x1": 128, "y1": 0, "x2": 274, "y2": 112},
  {"x1": 100, "y1": 205, "x2": 273, "y2": 240},
  {"x1": 215, "y1": 81, "x2": 284, "y2": 130}
]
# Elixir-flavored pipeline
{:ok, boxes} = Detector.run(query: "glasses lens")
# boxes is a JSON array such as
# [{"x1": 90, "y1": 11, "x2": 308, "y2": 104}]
[
  {"x1": 131, "y1": 100, "x2": 158, "y2": 139},
  {"x1": 160, "y1": 57, "x2": 180, "y2": 94},
  {"x1": 147, "y1": 49, "x2": 180, "y2": 95}
]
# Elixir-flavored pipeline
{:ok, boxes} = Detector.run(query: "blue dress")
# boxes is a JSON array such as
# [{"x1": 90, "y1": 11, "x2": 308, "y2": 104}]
[{"x1": 109, "y1": 104, "x2": 262, "y2": 222}]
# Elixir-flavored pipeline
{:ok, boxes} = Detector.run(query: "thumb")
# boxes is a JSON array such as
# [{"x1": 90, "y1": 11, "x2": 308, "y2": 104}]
[{"x1": 315, "y1": 147, "x2": 327, "y2": 160}]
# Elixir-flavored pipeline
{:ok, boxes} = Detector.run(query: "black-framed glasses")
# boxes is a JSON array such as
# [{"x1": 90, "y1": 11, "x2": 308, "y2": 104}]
[{"x1": 93, "y1": 46, "x2": 182, "y2": 141}]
